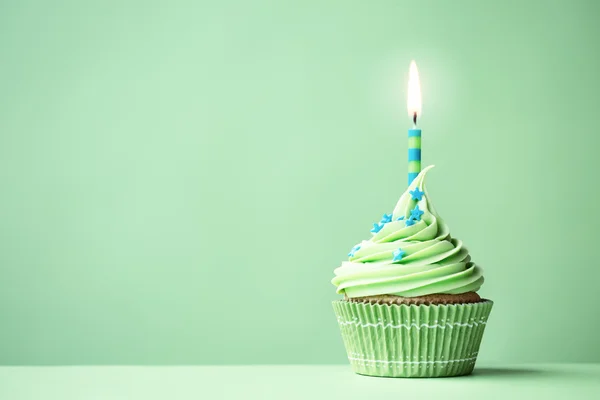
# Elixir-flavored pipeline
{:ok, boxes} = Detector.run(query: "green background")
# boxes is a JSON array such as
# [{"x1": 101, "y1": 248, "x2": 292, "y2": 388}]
[{"x1": 1, "y1": 0, "x2": 599, "y2": 365}]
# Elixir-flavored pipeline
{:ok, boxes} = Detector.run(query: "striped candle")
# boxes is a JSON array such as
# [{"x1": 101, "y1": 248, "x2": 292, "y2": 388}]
[
  {"x1": 408, "y1": 128, "x2": 421, "y2": 185},
  {"x1": 407, "y1": 60, "x2": 422, "y2": 187}
]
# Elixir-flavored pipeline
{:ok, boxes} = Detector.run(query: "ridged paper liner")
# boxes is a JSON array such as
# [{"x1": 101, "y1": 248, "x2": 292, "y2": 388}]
[{"x1": 333, "y1": 300, "x2": 493, "y2": 378}]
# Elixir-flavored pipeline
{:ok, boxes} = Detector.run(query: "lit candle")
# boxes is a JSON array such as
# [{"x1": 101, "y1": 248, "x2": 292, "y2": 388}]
[{"x1": 407, "y1": 60, "x2": 422, "y2": 186}]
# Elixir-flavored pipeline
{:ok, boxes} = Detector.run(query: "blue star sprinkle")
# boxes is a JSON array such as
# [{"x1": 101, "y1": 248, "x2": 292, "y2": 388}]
[
  {"x1": 410, "y1": 205, "x2": 424, "y2": 221},
  {"x1": 405, "y1": 218, "x2": 416, "y2": 227},
  {"x1": 396, "y1": 216, "x2": 405, "y2": 221},
  {"x1": 392, "y1": 248, "x2": 406, "y2": 262},
  {"x1": 409, "y1": 187, "x2": 425, "y2": 201},
  {"x1": 348, "y1": 245, "x2": 361, "y2": 257},
  {"x1": 380, "y1": 213, "x2": 393, "y2": 224},
  {"x1": 370, "y1": 222, "x2": 383, "y2": 234}
]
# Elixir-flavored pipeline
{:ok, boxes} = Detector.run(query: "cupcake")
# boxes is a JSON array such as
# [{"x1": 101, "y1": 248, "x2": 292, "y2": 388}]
[{"x1": 332, "y1": 165, "x2": 492, "y2": 378}]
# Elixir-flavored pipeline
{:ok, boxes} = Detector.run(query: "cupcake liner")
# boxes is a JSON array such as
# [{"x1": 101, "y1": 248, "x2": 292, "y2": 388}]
[{"x1": 332, "y1": 300, "x2": 493, "y2": 378}]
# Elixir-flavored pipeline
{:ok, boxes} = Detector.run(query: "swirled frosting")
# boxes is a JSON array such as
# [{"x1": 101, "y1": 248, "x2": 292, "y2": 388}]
[{"x1": 332, "y1": 166, "x2": 484, "y2": 298}]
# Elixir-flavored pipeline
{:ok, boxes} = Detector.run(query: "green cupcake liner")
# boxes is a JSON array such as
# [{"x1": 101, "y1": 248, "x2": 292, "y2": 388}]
[{"x1": 332, "y1": 300, "x2": 493, "y2": 378}]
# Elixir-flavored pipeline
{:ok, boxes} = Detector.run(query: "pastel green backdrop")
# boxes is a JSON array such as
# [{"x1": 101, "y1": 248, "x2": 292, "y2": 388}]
[{"x1": 1, "y1": 0, "x2": 599, "y2": 365}]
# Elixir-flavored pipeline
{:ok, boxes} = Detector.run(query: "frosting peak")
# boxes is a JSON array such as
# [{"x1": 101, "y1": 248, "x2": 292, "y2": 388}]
[{"x1": 332, "y1": 166, "x2": 484, "y2": 298}]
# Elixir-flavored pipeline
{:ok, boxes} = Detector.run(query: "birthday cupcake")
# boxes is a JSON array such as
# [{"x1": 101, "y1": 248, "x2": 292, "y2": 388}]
[{"x1": 332, "y1": 165, "x2": 493, "y2": 378}]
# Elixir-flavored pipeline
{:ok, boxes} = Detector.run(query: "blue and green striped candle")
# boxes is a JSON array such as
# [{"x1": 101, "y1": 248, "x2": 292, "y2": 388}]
[
  {"x1": 407, "y1": 60, "x2": 422, "y2": 186},
  {"x1": 408, "y1": 128, "x2": 421, "y2": 185}
]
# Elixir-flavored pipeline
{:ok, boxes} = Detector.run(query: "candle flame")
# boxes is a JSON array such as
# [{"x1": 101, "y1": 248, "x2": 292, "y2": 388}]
[{"x1": 407, "y1": 60, "x2": 422, "y2": 121}]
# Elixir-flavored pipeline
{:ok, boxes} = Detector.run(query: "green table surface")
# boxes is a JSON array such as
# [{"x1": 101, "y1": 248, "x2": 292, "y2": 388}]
[{"x1": 0, "y1": 365, "x2": 598, "y2": 399}]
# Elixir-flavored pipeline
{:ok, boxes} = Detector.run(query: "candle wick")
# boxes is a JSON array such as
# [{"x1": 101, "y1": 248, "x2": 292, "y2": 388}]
[{"x1": 412, "y1": 112, "x2": 417, "y2": 128}]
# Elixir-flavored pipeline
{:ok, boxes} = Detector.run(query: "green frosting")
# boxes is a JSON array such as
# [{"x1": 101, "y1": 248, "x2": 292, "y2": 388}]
[{"x1": 332, "y1": 166, "x2": 484, "y2": 298}]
